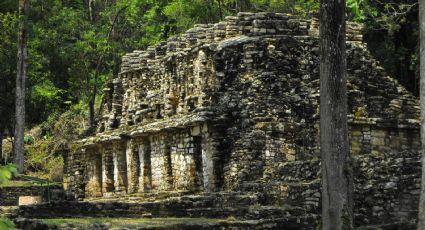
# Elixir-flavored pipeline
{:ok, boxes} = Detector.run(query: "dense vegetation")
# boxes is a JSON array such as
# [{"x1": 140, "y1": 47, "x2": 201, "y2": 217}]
[
  {"x1": 0, "y1": 0, "x2": 419, "y2": 179},
  {"x1": 0, "y1": 164, "x2": 16, "y2": 229}
]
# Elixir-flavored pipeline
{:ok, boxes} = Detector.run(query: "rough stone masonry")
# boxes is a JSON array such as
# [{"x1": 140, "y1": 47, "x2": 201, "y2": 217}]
[{"x1": 64, "y1": 12, "x2": 422, "y2": 227}]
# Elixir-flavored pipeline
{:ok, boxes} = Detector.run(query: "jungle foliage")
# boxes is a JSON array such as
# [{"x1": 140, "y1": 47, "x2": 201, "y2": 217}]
[{"x1": 0, "y1": 164, "x2": 16, "y2": 229}]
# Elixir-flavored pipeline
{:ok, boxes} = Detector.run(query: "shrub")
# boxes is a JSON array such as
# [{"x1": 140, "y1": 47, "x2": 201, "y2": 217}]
[{"x1": 25, "y1": 105, "x2": 88, "y2": 180}]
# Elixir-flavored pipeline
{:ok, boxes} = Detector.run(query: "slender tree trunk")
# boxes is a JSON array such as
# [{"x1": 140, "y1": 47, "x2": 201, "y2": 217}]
[
  {"x1": 417, "y1": 0, "x2": 425, "y2": 228},
  {"x1": 89, "y1": 100, "x2": 95, "y2": 128},
  {"x1": 88, "y1": 0, "x2": 96, "y2": 21},
  {"x1": 88, "y1": 6, "x2": 126, "y2": 130},
  {"x1": 207, "y1": 0, "x2": 213, "y2": 23},
  {"x1": 218, "y1": 0, "x2": 223, "y2": 20},
  {"x1": 0, "y1": 128, "x2": 3, "y2": 165},
  {"x1": 13, "y1": 0, "x2": 29, "y2": 174},
  {"x1": 87, "y1": 0, "x2": 100, "y2": 130},
  {"x1": 319, "y1": 0, "x2": 353, "y2": 229}
]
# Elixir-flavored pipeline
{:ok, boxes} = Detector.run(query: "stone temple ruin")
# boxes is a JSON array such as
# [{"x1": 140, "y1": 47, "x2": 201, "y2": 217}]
[{"x1": 63, "y1": 12, "x2": 421, "y2": 228}]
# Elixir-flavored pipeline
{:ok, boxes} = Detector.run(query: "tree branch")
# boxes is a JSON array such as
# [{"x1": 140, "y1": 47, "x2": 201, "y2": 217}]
[{"x1": 90, "y1": 5, "x2": 128, "y2": 127}]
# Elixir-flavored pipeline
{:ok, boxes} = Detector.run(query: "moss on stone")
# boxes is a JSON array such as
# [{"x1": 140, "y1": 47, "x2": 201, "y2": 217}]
[{"x1": 41, "y1": 217, "x2": 233, "y2": 228}]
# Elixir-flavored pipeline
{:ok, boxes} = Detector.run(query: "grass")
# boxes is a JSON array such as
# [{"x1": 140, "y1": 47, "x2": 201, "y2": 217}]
[
  {"x1": 41, "y1": 217, "x2": 230, "y2": 228},
  {"x1": 0, "y1": 180, "x2": 60, "y2": 187},
  {"x1": 0, "y1": 180, "x2": 35, "y2": 187}
]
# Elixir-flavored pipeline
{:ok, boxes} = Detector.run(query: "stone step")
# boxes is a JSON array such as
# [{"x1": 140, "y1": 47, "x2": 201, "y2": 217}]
[
  {"x1": 357, "y1": 222, "x2": 416, "y2": 230},
  {"x1": 85, "y1": 191, "x2": 194, "y2": 202},
  {"x1": 17, "y1": 195, "x2": 261, "y2": 219},
  {"x1": 0, "y1": 184, "x2": 63, "y2": 206},
  {"x1": 0, "y1": 206, "x2": 19, "y2": 218},
  {"x1": 15, "y1": 215, "x2": 320, "y2": 230},
  {"x1": 238, "y1": 179, "x2": 320, "y2": 208},
  {"x1": 15, "y1": 191, "x2": 322, "y2": 230},
  {"x1": 85, "y1": 191, "x2": 260, "y2": 208},
  {"x1": 17, "y1": 206, "x2": 315, "y2": 225},
  {"x1": 16, "y1": 192, "x2": 315, "y2": 220}
]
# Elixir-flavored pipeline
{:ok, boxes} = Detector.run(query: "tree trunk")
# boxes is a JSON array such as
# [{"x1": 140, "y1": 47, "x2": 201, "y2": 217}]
[
  {"x1": 13, "y1": 0, "x2": 29, "y2": 174},
  {"x1": 319, "y1": 0, "x2": 353, "y2": 229},
  {"x1": 217, "y1": 0, "x2": 223, "y2": 20},
  {"x1": 88, "y1": 5, "x2": 125, "y2": 131},
  {"x1": 88, "y1": 0, "x2": 96, "y2": 21},
  {"x1": 87, "y1": 0, "x2": 100, "y2": 130},
  {"x1": 207, "y1": 0, "x2": 213, "y2": 23},
  {"x1": 0, "y1": 128, "x2": 3, "y2": 165},
  {"x1": 89, "y1": 99, "x2": 95, "y2": 128},
  {"x1": 417, "y1": 0, "x2": 425, "y2": 228}
]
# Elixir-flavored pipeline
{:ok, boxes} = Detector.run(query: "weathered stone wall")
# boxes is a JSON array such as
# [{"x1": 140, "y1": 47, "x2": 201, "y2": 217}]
[
  {"x1": 66, "y1": 123, "x2": 219, "y2": 199},
  {"x1": 0, "y1": 185, "x2": 62, "y2": 206},
  {"x1": 64, "y1": 12, "x2": 421, "y2": 228},
  {"x1": 353, "y1": 127, "x2": 420, "y2": 226}
]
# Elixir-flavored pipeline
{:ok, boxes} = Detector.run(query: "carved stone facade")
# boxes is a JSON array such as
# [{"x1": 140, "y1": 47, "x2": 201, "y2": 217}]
[{"x1": 64, "y1": 13, "x2": 421, "y2": 227}]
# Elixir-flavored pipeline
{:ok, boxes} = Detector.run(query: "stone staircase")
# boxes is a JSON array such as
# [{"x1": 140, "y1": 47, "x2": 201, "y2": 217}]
[
  {"x1": 18, "y1": 192, "x2": 260, "y2": 218},
  {"x1": 14, "y1": 191, "x2": 320, "y2": 229},
  {"x1": 11, "y1": 160, "x2": 324, "y2": 229},
  {"x1": 0, "y1": 205, "x2": 19, "y2": 218},
  {"x1": 5, "y1": 160, "x2": 325, "y2": 229}
]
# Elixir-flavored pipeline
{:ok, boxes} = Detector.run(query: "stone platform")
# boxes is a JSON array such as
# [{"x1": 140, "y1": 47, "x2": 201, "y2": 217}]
[{"x1": 14, "y1": 192, "x2": 318, "y2": 229}]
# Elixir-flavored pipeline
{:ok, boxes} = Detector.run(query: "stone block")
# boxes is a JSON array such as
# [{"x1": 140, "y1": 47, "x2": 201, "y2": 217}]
[{"x1": 19, "y1": 196, "x2": 43, "y2": 206}]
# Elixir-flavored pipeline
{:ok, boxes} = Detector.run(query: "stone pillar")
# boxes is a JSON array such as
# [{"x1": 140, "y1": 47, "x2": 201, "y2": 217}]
[
  {"x1": 162, "y1": 135, "x2": 173, "y2": 190},
  {"x1": 113, "y1": 141, "x2": 128, "y2": 193},
  {"x1": 102, "y1": 145, "x2": 114, "y2": 193},
  {"x1": 192, "y1": 124, "x2": 215, "y2": 192},
  {"x1": 126, "y1": 139, "x2": 140, "y2": 193},
  {"x1": 85, "y1": 147, "x2": 102, "y2": 197},
  {"x1": 63, "y1": 150, "x2": 70, "y2": 192},
  {"x1": 138, "y1": 138, "x2": 152, "y2": 192},
  {"x1": 151, "y1": 135, "x2": 163, "y2": 191}
]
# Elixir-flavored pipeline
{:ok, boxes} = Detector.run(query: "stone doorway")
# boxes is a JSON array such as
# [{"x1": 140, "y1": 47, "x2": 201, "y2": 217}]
[
  {"x1": 113, "y1": 143, "x2": 128, "y2": 193},
  {"x1": 139, "y1": 139, "x2": 152, "y2": 192},
  {"x1": 86, "y1": 150, "x2": 102, "y2": 197},
  {"x1": 102, "y1": 146, "x2": 115, "y2": 193}
]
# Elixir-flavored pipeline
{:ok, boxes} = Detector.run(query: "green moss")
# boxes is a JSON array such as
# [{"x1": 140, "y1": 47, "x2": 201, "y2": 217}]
[
  {"x1": 1, "y1": 180, "x2": 35, "y2": 187},
  {"x1": 0, "y1": 180, "x2": 60, "y2": 187},
  {"x1": 41, "y1": 217, "x2": 227, "y2": 228},
  {"x1": 224, "y1": 216, "x2": 237, "y2": 221}
]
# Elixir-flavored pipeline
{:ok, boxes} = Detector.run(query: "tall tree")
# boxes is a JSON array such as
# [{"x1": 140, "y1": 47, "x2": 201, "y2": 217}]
[
  {"x1": 417, "y1": 0, "x2": 425, "y2": 228},
  {"x1": 14, "y1": 0, "x2": 29, "y2": 174},
  {"x1": 0, "y1": 12, "x2": 17, "y2": 165},
  {"x1": 319, "y1": 0, "x2": 353, "y2": 229}
]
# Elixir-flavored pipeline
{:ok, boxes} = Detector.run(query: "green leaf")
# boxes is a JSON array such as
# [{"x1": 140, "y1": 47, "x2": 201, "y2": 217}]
[
  {"x1": 0, "y1": 164, "x2": 17, "y2": 185},
  {"x1": 0, "y1": 217, "x2": 16, "y2": 230}
]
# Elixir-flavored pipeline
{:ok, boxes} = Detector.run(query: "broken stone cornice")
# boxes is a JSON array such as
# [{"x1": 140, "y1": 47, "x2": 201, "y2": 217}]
[
  {"x1": 76, "y1": 110, "x2": 216, "y2": 147},
  {"x1": 347, "y1": 116, "x2": 420, "y2": 129}
]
